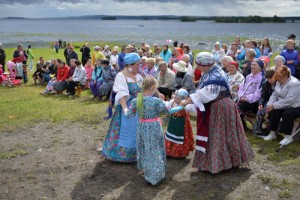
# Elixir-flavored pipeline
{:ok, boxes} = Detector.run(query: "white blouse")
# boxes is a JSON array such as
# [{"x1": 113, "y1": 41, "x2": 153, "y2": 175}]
[
  {"x1": 113, "y1": 72, "x2": 143, "y2": 105},
  {"x1": 189, "y1": 85, "x2": 226, "y2": 111}
]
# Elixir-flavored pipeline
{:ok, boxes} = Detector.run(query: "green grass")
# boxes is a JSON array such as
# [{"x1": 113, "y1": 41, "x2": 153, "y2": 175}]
[{"x1": 0, "y1": 41, "x2": 296, "y2": 163}]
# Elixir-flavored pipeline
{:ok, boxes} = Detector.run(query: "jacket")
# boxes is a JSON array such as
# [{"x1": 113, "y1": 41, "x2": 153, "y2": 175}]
[
  {"x1": 72, "y1": 65, "x2": 86, "y2": 85},
  {"x1": 259, "y1": 80, "x2": 274, "y2": 106},
  {"x1": 280, "y1": 49, "x2": 299, "y2": 76},
  {"x1": 267, "y1": 76, "x2": 300, "y2": 109}
]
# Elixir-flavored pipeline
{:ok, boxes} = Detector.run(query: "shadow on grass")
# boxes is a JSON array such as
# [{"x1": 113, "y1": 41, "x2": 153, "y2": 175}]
[{"x1": 70, "y1": 157, "x2": 252, "y2": 200}]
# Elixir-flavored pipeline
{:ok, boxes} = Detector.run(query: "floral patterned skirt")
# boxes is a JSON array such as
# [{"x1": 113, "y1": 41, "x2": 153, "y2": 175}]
[
  {"x1": 102, "y1": 105, "x2": 137, "y2": 162},
  {"x1": 193, "y1": 97, "x2": 254, "y2": 173},
  {"x1": 165, "y1": 114, "x2": 194, "y2": 158}
]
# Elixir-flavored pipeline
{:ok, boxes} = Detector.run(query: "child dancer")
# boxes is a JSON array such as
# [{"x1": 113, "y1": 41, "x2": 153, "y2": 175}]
[
  {"x1": 165, "y1": 89, "x2": 195, "y2": 158},
  {"x1": 125, "y1": 76, "x2": 183, "y2": 185}
]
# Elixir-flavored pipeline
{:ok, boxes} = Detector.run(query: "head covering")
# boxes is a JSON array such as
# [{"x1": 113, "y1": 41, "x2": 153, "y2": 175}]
[
  {"x1": 175, "y1": 47, "x2": 183, "y2": 55},
  {"x1": 259, "y1": 56, "x2": 270, "y2": 65},
  {"x1": 113, "y1": 46, "x2": 119, "y2": 52},
  {"x1": 195, "y1": 52, "x2": 215, "y2": 66},
  {"x1": 287, "y1": 34, "x2": 296, "y2": 39},
  {"x1": 198, "y1": 65, "x2": 229, "y2": 92},
  {"x1": 229, "y1": 61, "x2": 239, "y2": 69},
  {"x1": 100, "y1": 59, "x2": 109, "y2": 65},
  {"x1": 175, "y1": 89, "x2": 189, "y2": 100},
  {"x1": 124, "y1": 53, "x2": 141, "y2": 65},
  {"x1": 93, "y1": 46, "x2": 100, "y2": 50},
  {"x1": 142, "y1": 56, "x2": 147, "y2": 60},
  {"x1": 172, "y1": 60, "x2": 187, "y2": 73},
  {"x1": 274, "y1": 55, "x2": 286, "y2": 64},
  {"x1": 104, "y1": 45, "x2": 110, "y2": 50},
  {"x1": 255, "y1": 59, "x2": 264, "y2": 69}
]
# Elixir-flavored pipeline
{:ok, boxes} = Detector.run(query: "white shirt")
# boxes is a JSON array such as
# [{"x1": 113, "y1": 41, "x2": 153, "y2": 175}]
[{"x1": 113, "y1": 72, "x2": 143, "y2": 104}]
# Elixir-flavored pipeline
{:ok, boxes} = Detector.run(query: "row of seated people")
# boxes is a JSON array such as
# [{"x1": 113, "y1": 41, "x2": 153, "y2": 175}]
[{"x1": 40, "y1": 58, "x2": 117, "y2": 100}]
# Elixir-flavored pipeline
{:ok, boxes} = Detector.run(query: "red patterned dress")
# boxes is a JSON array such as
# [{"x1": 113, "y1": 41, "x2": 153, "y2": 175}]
[{"x1": 165, "y1": 103, "x2": 194, "y2": 158}]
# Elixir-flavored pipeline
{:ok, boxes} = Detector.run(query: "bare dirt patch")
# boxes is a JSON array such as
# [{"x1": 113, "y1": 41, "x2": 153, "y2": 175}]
[{"x1": 0, "y1": 121, "x2": 299, "y2": 200}]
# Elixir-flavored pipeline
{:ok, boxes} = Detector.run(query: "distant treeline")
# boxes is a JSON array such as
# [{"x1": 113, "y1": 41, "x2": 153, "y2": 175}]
[{"x1": 214, "y1": 15, "x2": 285, "y2": 23}]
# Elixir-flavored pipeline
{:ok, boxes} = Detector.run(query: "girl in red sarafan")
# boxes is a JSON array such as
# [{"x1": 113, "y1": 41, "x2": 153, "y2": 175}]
[{"x1": 165, "y1": 89, "x2": 195, "y2": 158}]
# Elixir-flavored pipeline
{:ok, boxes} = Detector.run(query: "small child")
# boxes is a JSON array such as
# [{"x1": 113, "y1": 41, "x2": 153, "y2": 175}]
[
  {"x1": 125, "y1": 76, "x2": 183, "y2": 185},
  {"x1": 165, "y1": 89, "x2": 195, "y2": 158}
]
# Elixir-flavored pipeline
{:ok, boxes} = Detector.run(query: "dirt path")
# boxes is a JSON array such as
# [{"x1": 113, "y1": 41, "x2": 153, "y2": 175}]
[{"x1": 0, "y1": 122, "x2": 299, "y2": 200}]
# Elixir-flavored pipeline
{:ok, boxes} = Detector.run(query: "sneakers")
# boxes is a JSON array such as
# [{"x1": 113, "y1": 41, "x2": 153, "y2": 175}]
[
  {"x1": 69, "y1": 95, "x2": 75, "y2": 99},
  {"x1": 279, "y1": 135, "x2": 294, "y2": 145},
  {"x1": 264, "y1": 131, "x2": 277, "y2": 141}
]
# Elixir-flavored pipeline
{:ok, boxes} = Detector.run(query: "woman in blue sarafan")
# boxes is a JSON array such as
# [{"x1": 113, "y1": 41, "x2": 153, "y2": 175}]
[{"x1": 102, "y1": 53, "x2": 143, "y2": 162}]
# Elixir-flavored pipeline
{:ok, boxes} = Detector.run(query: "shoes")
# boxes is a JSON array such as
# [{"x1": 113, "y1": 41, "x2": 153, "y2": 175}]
[
  {"x1": 264, "y1": 131, "x2": 277, "y2": 141},
  {"x1": 64, "y1": 92, "x2": 70, "y2": 96},
  {"x1": 69, "y1": 95, "x2": 75, "y2": 99},
  {"x1": 279, "y1": 135, "x2": 294, "y2": 145}
]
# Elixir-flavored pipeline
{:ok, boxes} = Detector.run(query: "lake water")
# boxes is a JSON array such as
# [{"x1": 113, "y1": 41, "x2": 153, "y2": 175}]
[{"x1": 0, "y1": 19, "x2": 298, "y2": 51}]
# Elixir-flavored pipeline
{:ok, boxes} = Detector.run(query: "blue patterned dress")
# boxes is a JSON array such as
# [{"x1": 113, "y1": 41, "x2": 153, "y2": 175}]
[
  {"x1": 102, "y1": 78, "x2": 142, "y2": 162},
  {"x1": 126, "y1": 96, "x2": 169, "y2": 185}
]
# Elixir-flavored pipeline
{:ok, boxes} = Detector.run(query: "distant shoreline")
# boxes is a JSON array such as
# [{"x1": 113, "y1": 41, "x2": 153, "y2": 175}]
[{"x1": 2, "y1": 15, "x2": 300, "y2": 23}]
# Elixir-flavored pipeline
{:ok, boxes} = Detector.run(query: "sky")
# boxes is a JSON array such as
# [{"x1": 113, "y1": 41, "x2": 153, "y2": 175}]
[{"x1": 0, "y1": 0, "x2": 299, "y2": 18}]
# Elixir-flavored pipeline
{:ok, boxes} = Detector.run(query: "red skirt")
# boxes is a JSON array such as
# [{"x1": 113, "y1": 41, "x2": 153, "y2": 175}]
[
  {"x1": 193, "y1": 97, "x2": 254, "y2": 173},
  {"x1": 165, "y1": 111, "x2": 194, "y2": 158}
]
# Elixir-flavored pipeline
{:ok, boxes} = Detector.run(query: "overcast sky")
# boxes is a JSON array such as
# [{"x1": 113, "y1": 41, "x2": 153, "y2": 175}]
[{"x1": 0, "y1": 0, "x2": 299, "y2": 18}]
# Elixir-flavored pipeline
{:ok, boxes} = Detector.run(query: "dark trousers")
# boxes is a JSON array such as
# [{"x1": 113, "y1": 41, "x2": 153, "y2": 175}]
[
  {"x1": 238, "y1": 101, "x2": 258, "y2": 128},
  {"x1": 68, "y1": 81, "x2": 80, "y2": 95},
  {"x1": 269, "y1": 107, "x2": 300, "y2": 135},
  {"x1": 158, "y1": 87, "x2": 174, "y2": 99}
]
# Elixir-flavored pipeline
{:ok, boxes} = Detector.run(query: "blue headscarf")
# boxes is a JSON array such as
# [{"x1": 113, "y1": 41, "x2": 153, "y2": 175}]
[
  {"x1": 124, "y1": 53, "x2": 141, "y2": 65},
  {"x1": 198, "y1": 65, "x2": 230, "y2": 92},
  {"x1": 196, "y1": 52, "x2": 229, "y2": 92}
]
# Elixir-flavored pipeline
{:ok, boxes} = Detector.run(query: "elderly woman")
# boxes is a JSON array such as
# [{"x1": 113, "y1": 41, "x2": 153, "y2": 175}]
[
  {"x1": 98, "y1": 59, "x2": 117, "y2": 101},
  {"x1": 226, "y1": 61, "x2": 244, "y2": 102},
  {"x1": 221, "y1": 55, "x2": 234, "y2": 73},
  {"x1": 238, "y1": 59, "x2": 264, "y2": 129},
  {"x1": 180, "y1": 52, "x2": 254, "y2": 174},
  {"x1": 280, "y1": 39, "x2": 299, "y2": 76},
  {"x1": 211, "y1": 41, "x2": 225, "y2": 65},
  {"x1": 270, "y1": 55, "x2": 285, "y2": 72},
  {"x1": 264, "y1": 67, "x2": 300, "y2": 144},
  {"x1": 173, "y1": 60, "x2": 196, "y2": 94}
]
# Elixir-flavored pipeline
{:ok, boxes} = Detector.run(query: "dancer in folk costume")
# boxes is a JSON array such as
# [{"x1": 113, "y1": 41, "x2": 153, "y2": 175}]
[
  {"x1": 125, "y1": 76, "x2": 183, "y2": 185},
  {"x1": 102, "y1": 53, "x2": 143, "y2": 162},
  {"x1": 181, "y1": 52, "x2": 254, "y2": 174},
  {"x1": 165, "y1": 88, "x2": 195, "y2": 158}
]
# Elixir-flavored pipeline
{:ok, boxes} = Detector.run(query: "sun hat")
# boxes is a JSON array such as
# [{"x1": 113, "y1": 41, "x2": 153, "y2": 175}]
[
  {"x1": 172, "y1": 60, "x2": 187, "y2": 73},
  {"x1": 124, "y1": 53, "x2": 141, "y2": 65},
  {"x1": 195, "y1": 52, "x2": 215, "y2": 66},
  {"x1": 93, "y1": 46, "x2": 100, "y2": 50}
]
